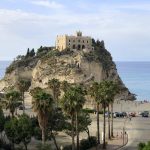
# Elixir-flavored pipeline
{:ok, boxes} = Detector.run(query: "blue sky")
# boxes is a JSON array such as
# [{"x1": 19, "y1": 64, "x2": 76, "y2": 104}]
[{"x1": 0, "y1": 0, "x2": 150, "y2": 61}]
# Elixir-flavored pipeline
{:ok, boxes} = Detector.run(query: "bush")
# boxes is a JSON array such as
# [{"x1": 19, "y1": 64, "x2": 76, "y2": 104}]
[
  {"x1": 6, "y1": 65, "x2": 14, "y2": 74},
  {"x1": 0, "y1": 139, "x2": 12, "y2": 150},
  {"x1": 138, "y1": 141, "x2": 150, "y2": 150},
  {"x1": 63, "y1": 137, "x2": 97, "y2": 150},
  {"x1": 82, "y1": 108, "x2": 103, "y2": 114},
  {"x1": 82, "y1": 108, "x2": 95, "y2": 114},
  {"x1": 80, "y1": 139, "x2": 91, "y2": 150},
  {"x1": 88, "y1": 136, "x2": 97, "y2": 147},
  {"x1": 80, "y1": 136, "x2": 97, "y2": 150},
  {"x1": 138, "y1": 142, "x2": 145, "y2": 150},
  {"x1": 37, "y1": 144, "x2": 52, "y2": 150},
  {"x1": 63, "y1": 145, "x2": 73, "y2": 150},
  {"x1": 34, "y1": 127, "x2": 42, "y2": 140}
]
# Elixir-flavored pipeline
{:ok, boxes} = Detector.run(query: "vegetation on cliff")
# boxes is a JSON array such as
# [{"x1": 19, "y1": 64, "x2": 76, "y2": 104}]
[
  {"x1": 83, "y1": 39, "x2": 114, "y2": 72},
  {"x1": 6, "y1": 39, "x2": 113, "y2": 75}
]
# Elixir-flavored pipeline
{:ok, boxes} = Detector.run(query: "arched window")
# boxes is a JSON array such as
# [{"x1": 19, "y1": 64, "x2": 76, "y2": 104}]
[
  {"x1": 82, "y1": 45, "x2": 85, "y2": 49},
  {"x1": 73, "y1": 45, "x2": 76, "y2": 49},
  {"x1": 77, "y1": 45, "x2": 81, "y2": 50}
]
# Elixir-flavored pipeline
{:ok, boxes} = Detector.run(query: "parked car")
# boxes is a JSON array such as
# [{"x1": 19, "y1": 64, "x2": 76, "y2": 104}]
[
  {"x1": 113, "y1": 113, "x2": 117, "y2": 118},
  {"x1": 122, "y1": 112, "x2": 127, "y2": 117},
  {"x1": 105, "y1": 112, "x2": 116, "y2": 118},
  {"x1": 105, "y1": 112, "x2": 111, "y2": 117},
  {"x1": 138, "y1": 112, "x2": 143, "y2": 115},
  {"x1": 115, "y1": 112, "x2": 123, "y2": 118},
  {"x1": 129, "y1": 112, "x2": 136, "y2": 117},
  {"x1": 142, "y1": 111, "x2": 149, "y2": 117}
]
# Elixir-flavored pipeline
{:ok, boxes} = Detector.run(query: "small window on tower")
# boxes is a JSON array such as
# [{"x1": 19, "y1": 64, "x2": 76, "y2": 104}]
[
  {"x1": 87, "y1": 41, "x2": 89, "y2": 43},
  {"x1": 69, "y1": 39, "x2": 70, "y2": 42}
]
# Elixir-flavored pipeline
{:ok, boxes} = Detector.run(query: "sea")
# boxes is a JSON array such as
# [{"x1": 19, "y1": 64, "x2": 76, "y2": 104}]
[{"x1": 0, "y1": 61, "x2": 150, "y2": 100}]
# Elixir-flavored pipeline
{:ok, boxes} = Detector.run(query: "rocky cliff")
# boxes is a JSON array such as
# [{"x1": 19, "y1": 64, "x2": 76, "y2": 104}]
[{"x1": 0, "y1": 42, "x2": 136, "y2": 105}]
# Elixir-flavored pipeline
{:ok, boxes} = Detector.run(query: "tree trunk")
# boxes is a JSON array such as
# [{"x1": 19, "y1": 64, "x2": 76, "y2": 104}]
[
  {"x1": 108, "y1": 105, "x2": 111, "y2": 139},
  {"x1": 11, "y1": 111, "x2": 14, "y2": 118},
  {"x1": 22, "y1": 92, "x2": 25, "y2": 114},
  {"x1": 111, "y1": 102, "x2": 114, "y2": 137},
  {"x1": 52, "y1": 133, "x2": 59, "y2": 150},
  {"x1": 42, "y1": 128, "x2": 46, "y2": 144},
  {"x1": 53, "y1": 90, "x2": 57, "y2": 108},
  {"x1": 76, "y1": 112, "x2": 79, "y2": 150},
  {"x1": 96, "y1": 103, "x2": 100, "y2": 144},
  {"x1": 11, "y1": 142, "x2": 15, "y2": 150},
  {"x1": 86, "y1": 128, "x2": 90, "y2": 139},
  {"x1": 24, "y1": 143, "x2": 28, "y2": 150},
  {"x1": 71, "y1": 115, "x2": 75, "y2": 150},
  {"x1": 103, "y1": 103, "x2": 106, "y2": 149}
]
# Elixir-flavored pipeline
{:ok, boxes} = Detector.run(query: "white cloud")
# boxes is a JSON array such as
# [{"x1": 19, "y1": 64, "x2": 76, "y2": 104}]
[
  {"x1": 1, "y1": 1, "x2": 150, "y2": 61},
  {"x1": 31, "y1": 0, "x2": 64, "y2": 9}
]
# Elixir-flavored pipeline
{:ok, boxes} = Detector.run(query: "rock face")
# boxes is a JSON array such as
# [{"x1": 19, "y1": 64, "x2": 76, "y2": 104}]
[
  {"x1": 0, "y1": 43, "x2": 136, "y2": 106},
  {"x1": 31, "y1": 51, "x2": 105, "y2": 89}
]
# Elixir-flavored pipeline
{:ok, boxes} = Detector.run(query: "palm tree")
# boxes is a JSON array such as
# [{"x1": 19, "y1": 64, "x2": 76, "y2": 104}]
[
  {"x1": 17, "y1": 79, "x2": 31, "y2": 114},
  {"x1": 4, "y1": 91, "x2": 22, "y2": 117},
  {"x1": 30, "y1": 87, "x2": 53, "y2": 144},
  {"x1": 105, "y1": 81, "x2": 115, "y2": 140},
  {"x1": 99, "y1": 80, "x2": 116, "y2": 149},
  {"x1": 48, "y1": 78, "x2": 60, "y2": 108},
  {"x1": 74, "y1": 86, "x2": 86, "y2": 150},
  {"x1": 89, "y1": 82, "x2": 101, "y2": 145},
  {"x1": 61, "y1": 80, "x2": 70, "y2": 93},
  {"x1": 109, "y1": 82, "x2": 119, "y2": 138},
  {"x1": 107, "y1": 100, "x2": 111, "y2": 140},
  {"x1": 61, "y1": 86, "x2": 85, "y2": 150}
]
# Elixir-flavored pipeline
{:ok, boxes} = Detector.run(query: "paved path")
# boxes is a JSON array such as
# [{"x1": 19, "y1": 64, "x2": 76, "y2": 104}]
[{"x1": 121, "y1": 117, "x2": 150, "y2": 150}]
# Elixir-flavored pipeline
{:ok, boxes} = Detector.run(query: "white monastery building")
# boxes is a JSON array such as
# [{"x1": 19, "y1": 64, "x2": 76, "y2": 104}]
[{"x1": 56, "y1": 31, "x2": 93, "y2": 51}]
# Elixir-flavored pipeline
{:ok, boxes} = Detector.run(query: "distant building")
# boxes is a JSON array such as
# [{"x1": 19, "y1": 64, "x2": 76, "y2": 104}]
[{"x1": 56, "y1": 31, "x2": 93, "y2": 51}]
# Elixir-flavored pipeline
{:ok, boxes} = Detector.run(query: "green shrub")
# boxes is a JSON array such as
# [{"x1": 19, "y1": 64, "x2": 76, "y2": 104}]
[
  {"x1": 63, "y1": 145, "x2": 73, "y2": 150},
  {"x1": 0, "y1": 139, "x2": 12, "y2": 150},
  {"x1": 138, "y1": 142, "x2": 146, "y2": 150},
  {"x1": 82, "y1": 108, "x2": 103, "y2": 114},
  {"x1": 37, "y1": 144, "x2": 52, "y2": 150},
  {"x1": 88, "y1": 136, "x2": 97, "y2": 147},
  {"x1": 82, "y1": 108, "x2": 95, "y2": 114},
  {"x1": 80, "y1": 139, "x2": 91, "y2": 150},
  {"x1": 138, "y1": 141, "x2": 150, "y2": 150},
  {"x1": 34, "y1": 127, "x2": 42, "y2": 140},
  {"x1": 6, "y1": 65, "x2": 14, "y2": 74},
  {"x1": 80, "y1": 136, "x2": 97, "y2": 150}
]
